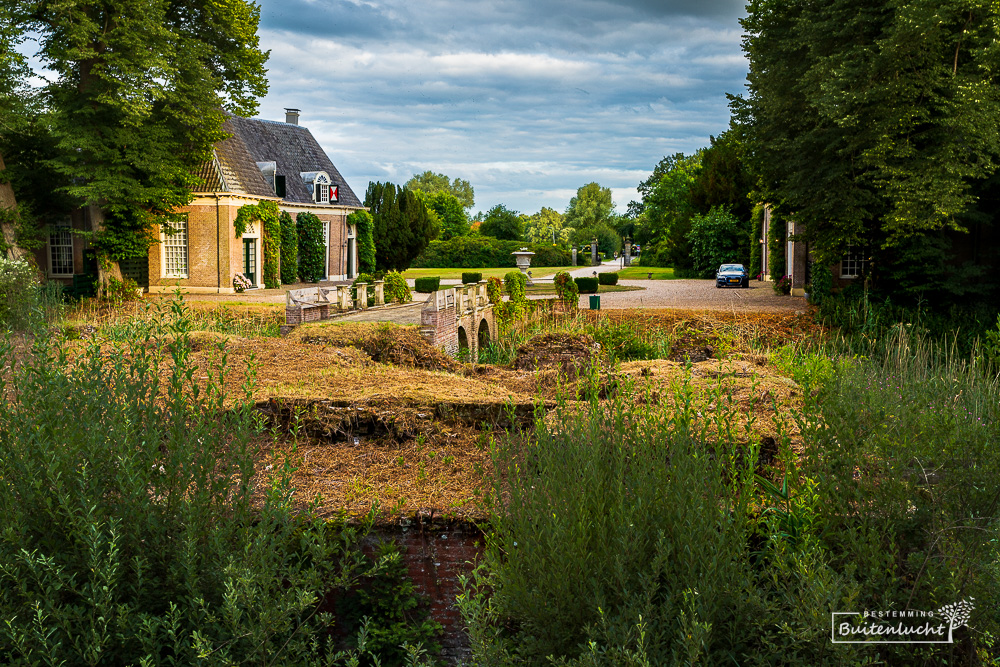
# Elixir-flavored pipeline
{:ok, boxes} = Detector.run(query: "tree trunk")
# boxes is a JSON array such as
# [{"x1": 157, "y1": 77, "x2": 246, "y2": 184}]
[
  {"x1": 0, "y1": 150, "x2": 32, "y2": 263},
  {"x1": 87, "y1": 204, "x2": 123, "y2": 298}
]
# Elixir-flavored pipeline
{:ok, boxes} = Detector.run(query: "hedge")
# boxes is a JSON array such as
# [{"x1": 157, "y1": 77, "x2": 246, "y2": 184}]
[
  {"x1": 462, "y1": 272, "x2": 483, "y2": 284},
  {"x1": 411, "y1": 235, "x2": 571, "y2": 268},
  {"x1": 279, "y1": 211, "x2": 298, "y2": 284},
  {"x1": 414, "y1": 276, "x2": 441, "y2": 293},
  {"x1": 598, "y1": 272, "x2": 619, "y2": 286},
  {"x1": 297, "y1": 212, "x2": 326, "y2": 283},
  {"x1": 574, "y1": 276, "x2": 599, "y2": 294}
]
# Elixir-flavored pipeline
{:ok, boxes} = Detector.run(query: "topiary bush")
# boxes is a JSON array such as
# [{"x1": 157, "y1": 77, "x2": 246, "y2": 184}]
[
  {"x1": 574, "y1": 276, "x2": 599, "y2": 294},
  {"x1": 503, "y1": 271, "x2": 526, "y2": 301},
  {"x1": 383, "y1": 270, "x2": 412, "y2": 303},
  {"x1": 553, "y1": 271, "x2": 579, "y2": 305},
  {"x1": 462, "y1": 272, "x2": 483, "y2": 284},
  {"x1": 297, "y1": 212, "x2": 326, "y2": 283},
  {"x1": 279, "y1": 211, "x2": 298, "y2": 284},
  {"x1": 597, "y1": 272, "x2": 619, "y2": 286},
  {"x1": 414, "y1": 276, "x2": 440, "y2": 293},
  {"x1": 411, "y1": 236, "x2": 571, "y2": 268}
]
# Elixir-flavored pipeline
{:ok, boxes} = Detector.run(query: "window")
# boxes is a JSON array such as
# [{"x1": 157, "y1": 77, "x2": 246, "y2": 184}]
[
  {"x1": 163, "y1": 219, "x2": 189, "y2": 278},
  {"x1": 314, "y1": 173, "x2": 331, "y2": 203},
  {"x1": 840, "y1": 245, "x2": 868, "y2": 278},
  {"x1": 49, "y1": 224, "x2": 74, "y2": 276}
]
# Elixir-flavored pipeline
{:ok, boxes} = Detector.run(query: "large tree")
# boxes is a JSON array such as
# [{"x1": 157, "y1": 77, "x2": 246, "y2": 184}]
[
  {"x1": 736, "y1": 0, "x2": 1000, "y2": 278},
  {"x1": 4, "y1": 0, "x2": 268, "y2": 292},
  {"x1": 479, "y1": 204, "x2": 523, "y2": 241},
  {"x1": 405, "y1": 171, "x2": 475, "y2": 210},
  {"x1": 365, "y1": 181, "x2": 436, "y2": 272},
  {"x1": 423, "y1": 191, "x2": 469, "y2": 241},
  {"x1": 523, "y1": 207, "x2": 572, "y2": 245}
]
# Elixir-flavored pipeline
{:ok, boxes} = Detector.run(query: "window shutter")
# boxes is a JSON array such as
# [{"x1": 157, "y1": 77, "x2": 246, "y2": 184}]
[
  {"x1": 275, "y1": 175, "x2": 286, "y2": 198},
  {"x1": 331, "y1": 185, "x2": 338, "y2": 202}
]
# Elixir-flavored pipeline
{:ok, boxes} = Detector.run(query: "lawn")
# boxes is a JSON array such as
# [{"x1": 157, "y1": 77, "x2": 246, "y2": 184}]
[
  {"x1": 402, "y1": 266, "x2": 575, "y2": 281},
  {"x1": 617, "y1": 266, "x2": 677, "y2": 280}
]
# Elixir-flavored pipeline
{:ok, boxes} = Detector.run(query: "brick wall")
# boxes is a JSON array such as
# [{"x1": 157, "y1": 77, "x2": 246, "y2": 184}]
[{"x1": 367, "y1": 517, "x2": 484, "y2": 664}]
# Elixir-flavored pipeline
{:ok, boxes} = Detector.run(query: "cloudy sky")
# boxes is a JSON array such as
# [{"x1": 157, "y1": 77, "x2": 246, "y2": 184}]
[{"x1": 256, "y1": 0, "x2": 749, "y2": 216}]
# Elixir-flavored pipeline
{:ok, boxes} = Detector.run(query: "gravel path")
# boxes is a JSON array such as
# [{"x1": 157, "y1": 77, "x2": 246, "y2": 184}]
[{"x1": 568, "y1": 279, "x2": 805, "y2": 312}]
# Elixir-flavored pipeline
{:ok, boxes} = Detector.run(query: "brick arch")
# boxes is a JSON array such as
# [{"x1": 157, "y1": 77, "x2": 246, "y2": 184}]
[{"x1": 477, "y1": 318, "x2": 490, "y2": 349}]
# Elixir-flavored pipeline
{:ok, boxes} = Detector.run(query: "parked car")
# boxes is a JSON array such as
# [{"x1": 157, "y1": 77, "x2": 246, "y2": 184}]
[{"x1": 716, "y1": 263, "x2": 749, "y2": 288}]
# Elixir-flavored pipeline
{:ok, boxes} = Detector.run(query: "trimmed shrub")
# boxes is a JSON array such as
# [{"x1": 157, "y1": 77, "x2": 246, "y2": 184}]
[
  {"x1": 411, "y1": 236, "x2": 571, "y2": 268},
  {"x1": 297, "y1": 212, "x2": 326, "y2": 283},
  {"x1": 574, "y1": 276, "x2": 599, "y2": 293},
  {"x1": 462, "y1": 272, "x2": 483, "y2": 284},
  {"x1": 383, "y1": 270, "x2": 412, "y2": 303},
  {"x1": 597, "y1": 272, "x2": 619, "y2": 286},
  {"x1": 503, "y1": 271, "x2": 526, "y2": 301},
  {"x1": 414, "y1": 276, "x2": 441, "y2": 293},
  {"x1": 279, "y1": 211, "x2": 297, "y2": 284}
]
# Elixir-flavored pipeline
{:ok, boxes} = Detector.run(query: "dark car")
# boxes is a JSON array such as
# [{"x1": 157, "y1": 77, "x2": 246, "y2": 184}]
[{"x1": 716, "y1": 263, "x2": 749, "y2": 288}]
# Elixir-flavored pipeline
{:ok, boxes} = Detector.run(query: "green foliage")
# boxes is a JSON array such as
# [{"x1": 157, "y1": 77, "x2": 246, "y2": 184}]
[
  {"x1": 279, "y1": 211, "x2": 298, "y2": 285},
  {"x1": 486, "y1": 276, "x2": 503, "y2": 305},
  {"x1": 405, "y1": 171, "x2": 474, "y2": 210},
  {"x1": 411, "y1": 236, "x2": 570, "y2": 268},
  {"x1": 749, "y1": 204, "x2": 764, "y2": 279},
  {"x1": 480, "y1": 204, "x2": 524, "y2": 241},
  {"x1": 338, "y1": 541, "x2": 443, "y2": 666},
  {"x1": 102, "y1": 276, "x2": 141, "y2": 304},
  {"x1": 365, "y1": 182, "x2": 436, "y2": 272},
  {"x1": 0, "y1": 297, "x2": 388, "y2": 665},
  {"x1": 773, "y1": 274, "x2": 791, "y2": 295},
  {"x1": 984, "y1": 314, "x2": 1000, "y2": 368},
  {"x1": 808, "y1": 262, "x2": 832, "y2": 305},
  {"x1": 349, "y1": 209, "x2": 377, "y2": 275},
  {"x1": 523, "y1": 207, "x2": 571, "y2": 245},
  {"x1": 686, "y1": 206, "x2": 746, "y2": 278},
  {"x1": 597, "y1": 272, "x2": 619, "y2": 286},
  {"x1": 767, "y1": 208, "x2": 786, "y2": 282},
  {"x1": 382, "y1": 270, "x2": 411, "y2": 304},
  {"x1": 233, "y1": 201, "x2": 282, "y2": 287},
  {"x1": 565, "y1": 183, "x2": 619, "y2": 251},
  {"x1": 352, "y1": 273, "x2": 378, "y2": 307},
  {"x1": 413, "y1": 276, "x2": 440, "y2": 293},
  {"x1": 296, "y1": 212, "x2": 326, "y2": 283},
  {"x1": 461, "y1": 272, "x2": 483, "y2": 284},
  {"x1": 503, "y1": 271, "x2": 526, "y2": 301},
  {"x1": 631, "y1": 153, "x2": 701, "y2": 270},
  {"x1": 553, "y1": 271, "x2": 579, "y2": 304},
  {"x1": 573, "y1": 276, "x2": 599, "y2": 294},
  {"x1": 6, "y1": 0, "x2": 268, "y2": 269},
  {"x1": 424, "y1": 191, "x2": 469, "y2": 240},
  {"x1": 0, "y1": 257, "x2": 61, "y2": 331}
]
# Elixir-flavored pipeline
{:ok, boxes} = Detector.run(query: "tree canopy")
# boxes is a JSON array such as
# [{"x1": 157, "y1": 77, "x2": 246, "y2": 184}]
[
  {"x1": 423, "y1": 191, "x2": 469, "y2": 241},
  {"x1": 405, "y1": 171, "x2": 475, "y2": 210},
  {"x1": 1, "y1": 0, "x2": 269, "y2": 286},
  {"x1": 479, "y1": 204, "x2": 524, "y2": 241},
  {"x1": 523, "y1": 207, "x2": 572, "y2": 246},
  {"x1": 365, "y1": 181, "x2": 437, "y2": 272}
]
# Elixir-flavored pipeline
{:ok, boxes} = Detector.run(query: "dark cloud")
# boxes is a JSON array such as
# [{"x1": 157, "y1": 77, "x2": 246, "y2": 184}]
[{"x1": 256, "y1": 0, "x2": 748, "y2": 213}]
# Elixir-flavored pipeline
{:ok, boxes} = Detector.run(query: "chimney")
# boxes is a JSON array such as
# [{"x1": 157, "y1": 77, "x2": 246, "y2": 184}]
[{"x1": 285, "y1": 108, "x2": 300, "y2": 125}]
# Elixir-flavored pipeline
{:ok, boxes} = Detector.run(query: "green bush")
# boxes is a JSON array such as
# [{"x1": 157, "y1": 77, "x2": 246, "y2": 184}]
[
  {"x1": 349, "y1": 210, "x2": 376, "y2": 275},
  {"x1": 414, "y1": 276, "x2": 440, "y2": 293},
  {"x1": 574, "y1": 276, "x2": 599, "y2": 293},
  {"x1": 503, "y1": 271, "x2": 526, "y2": 301},
  {"x1": 0, "y1": 297, "x2": 385, "y2": 665},
  {"x1": 686, "y1": 206, "x2": 746, "y2": 278},
  {"x1": 0, "y1": 257, "x2": 61, "y2": 331},
  {"x1": 352, "y1": 272, "x2": 378, "y2": 307},
  {"x1": 383, "y1": 270, "x2": 411, "y2": 303},
  {"x1": 767, "y1": 209, "x2": 786, "y2": 282},
  {"x1": 461, "y1": 271, "x2": 483, "y2": 284},
  {"x1": 411, "y1": 236, "x2": 570, "y2": 268},
  {"x1": 553, "y1": 271, "x2": 579, "y2": 304},
  {"x1": 597, "y1": 272, "x2": 618, "y2": 286},
  {"x1": 279, "y1": 211, "x2": 298, "y2": 284},
  {"x1": 297, "y1": 212, "x2": 326, "y2": 283}
]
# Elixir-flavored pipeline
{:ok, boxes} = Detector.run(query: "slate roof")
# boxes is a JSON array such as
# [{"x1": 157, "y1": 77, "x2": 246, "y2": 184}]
[
  {"x1": 192, "y1": 115, "x2": 363, "y2": 209},
  {"x1": 226, "y1": 115, "x2": 363, "y2": 208}
]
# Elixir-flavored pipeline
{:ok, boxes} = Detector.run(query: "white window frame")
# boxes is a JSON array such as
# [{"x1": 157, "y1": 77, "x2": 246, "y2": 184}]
[
  {"x1": 162, "y1": 218, "x2": 189, "y2": 279},
  {"x1": 314, "y1": 173, "x2": 331, "y2": 204},
  {"x1": 49, "y1": 223, "x2": 74, "y2": 277},
  {"x1": 840, "y1": 245, "x2": 868, "y2": 279}
]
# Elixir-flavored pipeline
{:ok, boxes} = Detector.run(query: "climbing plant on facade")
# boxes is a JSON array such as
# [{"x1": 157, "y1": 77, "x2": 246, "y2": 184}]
[
  {"x1": 234, "y1": 201, "x2": 281, "y2": 288},
  {"x1": 279, "y1": 211, "x2": 297, "y2": 285},
  {"x1": 348, "y1": 209, "x2": 376, "y2": 275},
  {"x1": 297, "y1": 212, "x2": 325, "y2": 283}
]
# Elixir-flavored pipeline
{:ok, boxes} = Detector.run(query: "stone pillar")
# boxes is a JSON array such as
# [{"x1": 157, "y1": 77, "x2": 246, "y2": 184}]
[
  {"x1": 374, "y1": 280, "x2": 385, "y2": 306},
  {"x1": 591, "y1": 238, "x2": 599, "y2": 266},
  {"x1": 477, "y1": 280, "x2": 488, "y2": 306},
  {"x1": 624, "y1": 241, "x2": 632, "y2": 267},
  {"x1": 337, "y1": 286, "x2": 352, "y2": 311},
  {"x1": 356, "y1": 282, "x2": 368, "y2": 310},
  {"x1": 572, "y1": 247, "x2": 578, "y2": 266}
]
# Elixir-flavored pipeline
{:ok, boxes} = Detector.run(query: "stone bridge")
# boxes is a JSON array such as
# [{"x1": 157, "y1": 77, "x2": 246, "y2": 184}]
[{"x1": 420, "y1": 282, "x2": 495, "y2": 358}]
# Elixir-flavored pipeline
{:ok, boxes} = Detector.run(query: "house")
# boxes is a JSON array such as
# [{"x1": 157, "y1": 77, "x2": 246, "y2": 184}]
[
  {"x1": 40, "y1": 109, "x2": 364, "y2": 294},
  {"x1": 759, "y1": 205, "x2": 868, "y2": 297}
]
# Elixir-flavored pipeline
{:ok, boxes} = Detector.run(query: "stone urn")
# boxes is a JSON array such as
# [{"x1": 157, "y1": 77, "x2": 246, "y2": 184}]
[{"x1": 512, "y1": 248, "x2": 535, "y2": 284}]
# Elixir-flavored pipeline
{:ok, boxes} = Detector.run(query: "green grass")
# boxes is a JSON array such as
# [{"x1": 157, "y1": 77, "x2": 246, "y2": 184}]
[
  {"x1": 402, "y1": 266, "x2": 575, "y2": 281},
  {"x1": 617, "y1": 266, "x2": 677, "y2": 280}
]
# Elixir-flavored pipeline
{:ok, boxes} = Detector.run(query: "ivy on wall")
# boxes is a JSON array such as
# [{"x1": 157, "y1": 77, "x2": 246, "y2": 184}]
[
  {"x1": 235, "y1": 201, "x2": 282, "y2": 288},
  {"x1": 296, "y1": 212, "x2": 325, "y2": 283},
  {"x1": 348, "y1": 209, "x2": 376, "y2": 275},
  {"x1": 767, "y1": 208, "x2": 787, "y2": 282},
  {"x1": 279, "y1": 211, "x2": 297, "y2": 285}
]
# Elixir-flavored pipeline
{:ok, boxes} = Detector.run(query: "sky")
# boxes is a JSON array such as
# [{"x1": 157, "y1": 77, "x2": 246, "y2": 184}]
[{"x1": 255, "y1": 0, "x2": 750, "y2": 216}]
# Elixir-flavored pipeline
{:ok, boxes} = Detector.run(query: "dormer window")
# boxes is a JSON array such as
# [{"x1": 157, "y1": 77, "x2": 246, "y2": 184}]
[{"x1": 300, "y1": 171, "x2": 337, "y2": 204}]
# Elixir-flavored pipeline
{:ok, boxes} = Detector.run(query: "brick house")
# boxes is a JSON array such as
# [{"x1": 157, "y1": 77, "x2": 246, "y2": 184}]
[
  {"x1": 760, "y1": 205, "x2": 868, "y2": 297},
  {"x1": 40, "y1": 109, "x2": 364, "y2": 294}
]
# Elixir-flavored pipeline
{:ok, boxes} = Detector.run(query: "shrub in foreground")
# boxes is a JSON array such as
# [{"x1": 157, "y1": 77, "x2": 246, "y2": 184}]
[
  {"x1": 462, "y1": 271, "x2": 483, "y2": 284},
  {"x1": 383, "y1": 270, "x2": 412, "y2": 303}
]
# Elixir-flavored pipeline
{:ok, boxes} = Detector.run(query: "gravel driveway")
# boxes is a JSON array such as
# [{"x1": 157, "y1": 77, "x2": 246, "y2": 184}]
[{"x1": 571, "y1": 279, "x2": 805, "y2": 312}]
